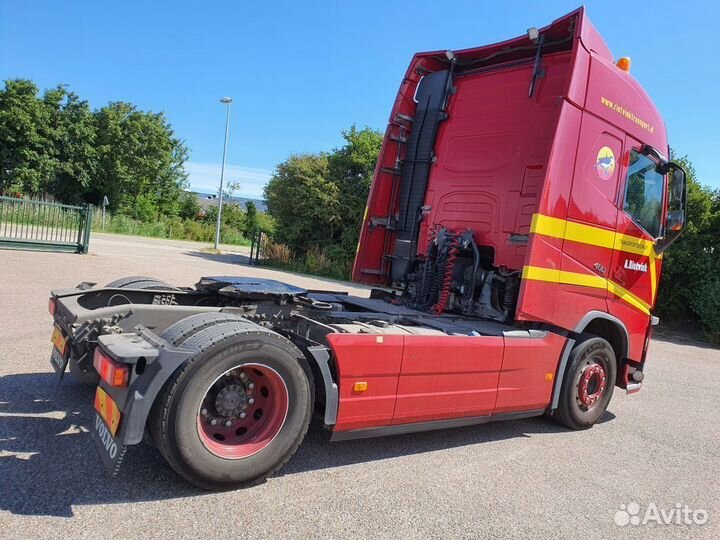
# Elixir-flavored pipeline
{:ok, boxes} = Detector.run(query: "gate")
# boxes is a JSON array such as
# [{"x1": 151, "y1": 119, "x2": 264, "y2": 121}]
[
  {"x1": 0, "y1": 196, "x2": 93, "y2": 253},
  {"x1": 248, "y1": 229, "x2": 267, "y2": 265}
]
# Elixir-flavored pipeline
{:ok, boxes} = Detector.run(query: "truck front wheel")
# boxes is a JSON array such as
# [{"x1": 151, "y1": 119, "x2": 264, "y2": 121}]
[
  {"x1": 556, "y1": 336, "x2": 616, "y2": 430},
  {"x1": 149, "y1": 324, "x2": 312, "y2": 490}
]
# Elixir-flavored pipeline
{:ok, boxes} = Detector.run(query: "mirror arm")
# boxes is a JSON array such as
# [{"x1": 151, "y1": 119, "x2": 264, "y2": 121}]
[{"x1": 640, "y1": 144, "x2": 669, "y2": 165}]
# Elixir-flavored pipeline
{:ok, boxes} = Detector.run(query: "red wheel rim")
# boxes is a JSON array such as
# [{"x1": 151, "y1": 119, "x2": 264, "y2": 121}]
[
  {"x1": 197, "y1": 363, "x2": 289, "y2": 459},
  {"x1": 577, "y1": 363, "x2": 607, "y2": 409}
]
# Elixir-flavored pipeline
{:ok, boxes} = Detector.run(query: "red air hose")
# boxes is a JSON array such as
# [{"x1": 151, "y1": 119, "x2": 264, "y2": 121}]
[{"x1": 432, "y1": 236, "x2": 459, "y2": 314}]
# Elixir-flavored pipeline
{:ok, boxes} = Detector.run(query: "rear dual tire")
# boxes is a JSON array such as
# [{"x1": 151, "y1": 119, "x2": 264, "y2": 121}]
[
  {"x1": 105, "y1": 276, "x2": 178, "y2": 291},
  {"x1": 149, "y1": 316, "x2": 313, "y2": 490}
]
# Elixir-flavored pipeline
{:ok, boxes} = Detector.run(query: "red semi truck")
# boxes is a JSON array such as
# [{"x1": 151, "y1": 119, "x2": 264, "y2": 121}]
[{"x1": 48, "y1": 8, "x2": 686, "y2": 489}]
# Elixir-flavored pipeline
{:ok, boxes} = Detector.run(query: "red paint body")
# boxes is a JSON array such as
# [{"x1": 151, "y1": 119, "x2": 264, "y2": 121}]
[{"x1": 332, "y1": 9, "x2": 672, "y2": 433}]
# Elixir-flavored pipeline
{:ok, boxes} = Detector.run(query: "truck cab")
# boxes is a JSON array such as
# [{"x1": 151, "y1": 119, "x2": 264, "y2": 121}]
[{"x1": 353, "y1": 7, "x2": 686, "y2": 396}]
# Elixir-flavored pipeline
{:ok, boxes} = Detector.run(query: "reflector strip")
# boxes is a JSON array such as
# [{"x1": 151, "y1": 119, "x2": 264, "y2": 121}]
[
  {"x1": 94, "y1": 386, "x2": 121, "y2": 436},
  {"x1": 530, "y1": 213, "x2": 660, "y2": 258},
  {"x1": 50, "y1": 326, "x2": 68, "y2": 356},
  {"x1": 530, "y1": 213, "x2": 661, "y2": 304},
  {"x1": 522, "y1": 265, "x2": 651, "y2": 315}
]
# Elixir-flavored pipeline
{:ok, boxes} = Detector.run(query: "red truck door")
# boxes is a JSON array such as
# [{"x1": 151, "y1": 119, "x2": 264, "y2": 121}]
[
  {"x1": 555, "y1": 113, "x2": 624, "y2": 324},
  {"x1": 606, "y1": 137, "x2": 662, "y2": 353}
]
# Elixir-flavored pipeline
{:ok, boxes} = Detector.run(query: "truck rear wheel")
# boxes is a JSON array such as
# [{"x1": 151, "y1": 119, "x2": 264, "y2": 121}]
[
  {"x1": 161, "y1": 312, "x2": 253, "y2": 347},
  {"x1": 556, "y1": 336, "x2": 616, "y2": 430},
  {"x1": 149, "y1": 323, "x2": 312, "y2": 490},
  {"x1": 105, "y1": 276, "x2": 178, "y2": 290}
]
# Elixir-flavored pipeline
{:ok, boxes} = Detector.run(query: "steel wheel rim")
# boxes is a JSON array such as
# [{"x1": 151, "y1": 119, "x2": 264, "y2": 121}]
[
  {"x1": 575, "y1": 358, "x2": 607, "y2": 411},
  {"x1": 197, "y1": 363, "x2": 289, "y2": 459}
]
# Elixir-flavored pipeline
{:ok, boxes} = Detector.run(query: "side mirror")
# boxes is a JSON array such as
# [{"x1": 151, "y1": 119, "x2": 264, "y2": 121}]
[
  {"x1": 656, "y1": 164, "x2": 687, "y2": 254},
  {"x1": 666, "y1": 209, "x2": 685, "y2": 232}
]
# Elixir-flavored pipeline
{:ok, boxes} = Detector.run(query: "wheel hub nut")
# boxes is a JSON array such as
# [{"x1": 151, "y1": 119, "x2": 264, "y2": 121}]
[{"x1": 215, "y1": 383, "x2": 248, "y2": 417}]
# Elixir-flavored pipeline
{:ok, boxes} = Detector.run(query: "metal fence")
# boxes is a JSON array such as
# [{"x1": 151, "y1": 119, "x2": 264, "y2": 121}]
[
  {"x1": 248, "y1": 229, "x2": 267, "y2": 265},
  {"x1": 0, "y1": 196, "x2": 93, "y2": 253}
]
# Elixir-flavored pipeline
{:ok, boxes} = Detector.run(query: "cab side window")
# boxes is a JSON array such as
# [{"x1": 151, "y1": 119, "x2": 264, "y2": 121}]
[{"x1": 623, "y1": 150, "x2": 664, "y2": 238}]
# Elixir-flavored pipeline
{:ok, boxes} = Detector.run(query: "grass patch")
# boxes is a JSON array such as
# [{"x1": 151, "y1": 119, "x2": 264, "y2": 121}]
[{"x1": 93, "y1": 213, "x2": 251, "y2": 246}]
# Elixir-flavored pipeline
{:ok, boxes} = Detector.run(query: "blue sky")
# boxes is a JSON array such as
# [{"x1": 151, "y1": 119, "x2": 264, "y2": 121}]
[{"x1": 2, "y1": 1, "x2": 718, "y2": 198}]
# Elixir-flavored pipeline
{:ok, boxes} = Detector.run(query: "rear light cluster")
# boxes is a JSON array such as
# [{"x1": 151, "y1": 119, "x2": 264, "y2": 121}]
[
  {"x1": 93, "y1": 347, "x2": 129, "y2": 387},
  {"x1": 48, "y1": 297, "x2": 57, "y2": 317}
]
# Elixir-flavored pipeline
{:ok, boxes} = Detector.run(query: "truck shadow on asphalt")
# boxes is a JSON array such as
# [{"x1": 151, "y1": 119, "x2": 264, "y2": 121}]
[{"x1": 0, "y1": 372, "x2": 614, "y2": 517}]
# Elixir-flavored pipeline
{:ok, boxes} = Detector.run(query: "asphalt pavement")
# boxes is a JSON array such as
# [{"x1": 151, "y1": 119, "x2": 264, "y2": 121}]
[{"x1": 1, "y1": 233, "x2": 718, "y2": 539}]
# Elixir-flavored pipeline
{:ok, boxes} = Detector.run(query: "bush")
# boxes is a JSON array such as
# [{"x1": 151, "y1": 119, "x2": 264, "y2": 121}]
[
  {"x1": 178, "y1": 192, "x2": 201, "y2": 220},
  {"x1": 690, "y1": 279, "x2": 720, "y2": 343},
  {"x1": 127, "y1": 194, "x2": 158, "y2": 223},
  {"x1": 92, "y1": 210, "x2": 256, "y2": 246},
  {"x1": 101, "y1": 214, "x2": 140, "y2": 235},
  {"x1": 137, "y1": 220, "x2": 168, "y2": 238},
  {"x1": 263, "y1": 240, "x2": 292, "y2": 265},
  {"x1": 263, "y1": 126, "x2": 382, "y2": 278},
  {"x1": 655, "y1": 154, "x2": 720, "y2": 344},
  {"x1": 181, "y1": 219, "x2": 213, "y2": 242},
  {"x1": 166, "y1": 216, "x2": 185, "y2": 239},
  {"x1": 262, "y1": 241, "x2": 349, "y2": 280}
]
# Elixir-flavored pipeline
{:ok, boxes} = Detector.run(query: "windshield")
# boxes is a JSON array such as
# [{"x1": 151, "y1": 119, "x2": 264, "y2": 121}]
[{"x1": 623, "y1": 149, "x2": 665, "y2": 238}]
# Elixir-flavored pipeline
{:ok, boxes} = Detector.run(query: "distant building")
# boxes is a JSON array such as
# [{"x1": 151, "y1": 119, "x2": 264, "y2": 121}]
[{"x1": 187, "y1": 191, "x2": 267, "y2": 212}]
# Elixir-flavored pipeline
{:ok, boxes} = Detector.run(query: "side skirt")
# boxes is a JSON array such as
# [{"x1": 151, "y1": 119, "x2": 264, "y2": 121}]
[{"x1": 330, "y1": 409, "x2": 545, "y2": 442}]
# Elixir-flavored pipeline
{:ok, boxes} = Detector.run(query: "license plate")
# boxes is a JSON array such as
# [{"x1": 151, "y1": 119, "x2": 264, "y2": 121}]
[{"x1": 49, "y1": 325, "x2": 69, "y2": 374}]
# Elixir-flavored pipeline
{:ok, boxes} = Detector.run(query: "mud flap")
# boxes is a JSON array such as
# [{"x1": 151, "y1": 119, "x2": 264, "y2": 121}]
[{"x1": 91, "y1": 411, "x2": 128, "y2": 476}]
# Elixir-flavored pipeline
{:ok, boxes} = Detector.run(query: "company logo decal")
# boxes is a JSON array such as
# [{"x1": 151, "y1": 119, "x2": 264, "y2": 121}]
[
  {"x1": 596, "y1": 146, "x2": 616, "y2": 180},
  {"x1": 624, "y1": 259, "x2": 647, "y2": 273}
]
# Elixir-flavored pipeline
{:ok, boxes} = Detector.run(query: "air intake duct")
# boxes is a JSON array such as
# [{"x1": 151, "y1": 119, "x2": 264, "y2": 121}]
[{"x1": 391, "y1": 69, "x2": 451, "y2": 283}]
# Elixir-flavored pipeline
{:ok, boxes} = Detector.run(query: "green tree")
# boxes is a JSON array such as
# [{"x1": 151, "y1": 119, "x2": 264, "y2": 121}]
[
  {"x1": 264, "y1": 152, "x2": 339, "y2": 252},
  {"x1": 656, "y1": 153, "x2": 720, "y2": 341},
  {"x1": 0, "y1": 79, "x2": 188, "y2": 217},
  {"x1": 263, "y1": 126, "x2": 382, "y2": 275},
  {"x1": 221, "y1": 179, "x2": 241, "y2": 200},
  {"x1": 327, "y1": 125, "x2": 383, "y2": 258},
  {"x1": 92, "y1": 102, "x2": 187, "y2": 216},
  {"x1": 51, "y1": 89, "x2": 97, "y2": 204},
  {"x1": 178, "y1": 191, "x2": 201, "y2": 220},
  {"x1": 243, "y1": 200, "x2": 258, "y2": 235},
  {"x1": 0, "y1": 80, "x2": 59, "y2": 194},
  {"x1": 204, "y1": 201, "x2": 245, "y2": 230}
]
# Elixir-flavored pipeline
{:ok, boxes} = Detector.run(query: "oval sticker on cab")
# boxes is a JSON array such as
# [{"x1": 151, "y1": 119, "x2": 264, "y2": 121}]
[{"x1": 596, "y1": 146, "x2": 616, "y2": 180}]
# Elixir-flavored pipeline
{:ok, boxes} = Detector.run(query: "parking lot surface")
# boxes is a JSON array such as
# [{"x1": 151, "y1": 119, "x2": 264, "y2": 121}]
[{"x1": 1, "y1": 234, "x2": 718, "y2": 539}]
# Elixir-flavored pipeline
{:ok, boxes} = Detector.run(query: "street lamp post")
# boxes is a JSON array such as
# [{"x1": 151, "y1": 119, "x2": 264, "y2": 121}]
[{"x1": 214, "y1": 96, "x2": 233, "y2": 250}]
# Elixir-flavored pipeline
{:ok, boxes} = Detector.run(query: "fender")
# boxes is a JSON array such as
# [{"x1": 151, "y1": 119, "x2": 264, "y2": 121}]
[
  {"x1": 305, "y1": 345, "x2": 339, "y2": 426},
  {"x1": 97, "y1": 329, "x2": 195, "y2": 446},
  {"x1": 99, "y1": 325, "x2": 342, "y2": 446},
  {"x1": 548, "y1": 310, "x2": 630, "y2": 411}
]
